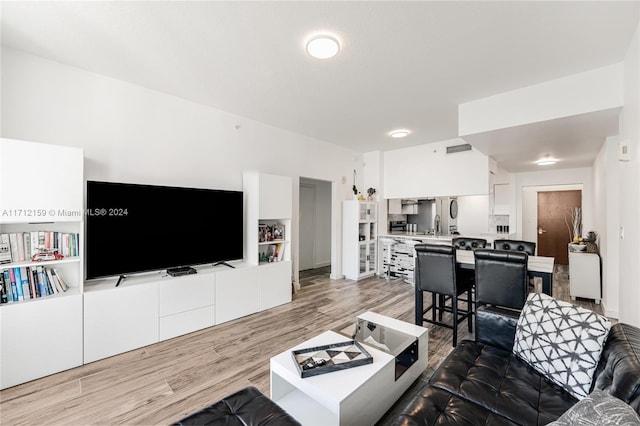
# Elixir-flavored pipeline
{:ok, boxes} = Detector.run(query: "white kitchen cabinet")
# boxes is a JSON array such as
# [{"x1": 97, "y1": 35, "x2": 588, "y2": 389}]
[
  {"x1": 388, "y1": 199, "x2": 402, "y2": 215},
  {"x1": 569, "y1": 251, "x2": 601, "y2": 303}
]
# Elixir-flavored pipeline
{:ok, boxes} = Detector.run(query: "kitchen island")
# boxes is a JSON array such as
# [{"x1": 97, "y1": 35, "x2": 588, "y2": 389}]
[{"x1": 377, "y1": 232, "x2": 503, "y2": 284}]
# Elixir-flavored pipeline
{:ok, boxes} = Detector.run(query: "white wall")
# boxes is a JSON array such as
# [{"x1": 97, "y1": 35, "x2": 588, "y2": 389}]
[
  {"x1": 383, "y1": 139, "x2": 489, "y2": 199},
  {"x1": 0, "y1": 47, "x2": 363, "y2": 283},
  {"x1": 594, "y1": 136, "x2": 620, "y2": 318},
  {"x1": 459, "y1": 63, "x2": 625, "y2": 135},
  {"x1": 617, "y1": 20, "x2": 640, "y2": 326}
]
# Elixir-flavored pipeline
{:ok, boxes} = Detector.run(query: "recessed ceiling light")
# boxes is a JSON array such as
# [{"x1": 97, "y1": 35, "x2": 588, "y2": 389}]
[
  {"x1": 390, "y1": 129, "x2": 410, "y2": 138},
  {"x1": 306, "y1": 35, "x2": 340, "y2": 59},
  {"x1": 535, "y1": 155, "x2": 558, "y2": 166}
]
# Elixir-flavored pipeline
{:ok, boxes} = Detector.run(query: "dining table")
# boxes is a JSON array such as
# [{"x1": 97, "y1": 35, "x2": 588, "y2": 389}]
[{"x1": 456, "y1": 249, "x2": 555, "y2": 296}]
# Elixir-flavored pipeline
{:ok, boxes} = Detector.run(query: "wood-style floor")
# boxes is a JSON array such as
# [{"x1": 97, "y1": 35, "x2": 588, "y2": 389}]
[{"x1": 0, "y1": 265, "x2": 602, "y2": 426}]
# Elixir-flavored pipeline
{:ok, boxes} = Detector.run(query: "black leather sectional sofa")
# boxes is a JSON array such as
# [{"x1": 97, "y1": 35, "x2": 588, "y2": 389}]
[{"x1": 392, "y1": 305, "x2": 640, "y2": 425}]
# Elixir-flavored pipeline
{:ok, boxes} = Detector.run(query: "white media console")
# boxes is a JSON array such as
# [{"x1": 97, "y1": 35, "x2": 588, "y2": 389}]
[
  {"x1": 83, "y1": 261, "x2": 291, "y2": 363},
  {"x1": 0, "y1": 137, "x2": 293, "y2": 389}
]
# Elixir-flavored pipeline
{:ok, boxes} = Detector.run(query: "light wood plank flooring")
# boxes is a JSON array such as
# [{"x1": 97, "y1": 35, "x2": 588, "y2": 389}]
[{"x1": 1, "y1": 265, "x2": 602, "y2": 425}]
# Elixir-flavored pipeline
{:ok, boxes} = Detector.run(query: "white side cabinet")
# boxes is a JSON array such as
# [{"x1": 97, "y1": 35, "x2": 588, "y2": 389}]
[
  {"x1": 243, "y1": 172, "x2": 292, "y2": 307},
  {"x1": 0, "y1": 138, "x2": 84, "y2": 389},
  {"x1": 569, "y1": 251, "x2": 601, "y2": 304},
  {"x1": 343, "y1": 201, "x2": 378, "y2": 280}
]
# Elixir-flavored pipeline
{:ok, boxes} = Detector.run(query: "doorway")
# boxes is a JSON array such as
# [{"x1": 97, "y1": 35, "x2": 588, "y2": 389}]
[
  {"x1": 299, "y1": 178, "x2": 332, "y2": 280},
  {"x1": 537, "y1": 190, "x2": 582, "y2": 265}
]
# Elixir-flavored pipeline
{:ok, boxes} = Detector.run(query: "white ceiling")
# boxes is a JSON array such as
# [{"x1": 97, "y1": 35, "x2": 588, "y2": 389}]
[{"x1": 1, "y1": 1, "x2": 638, "y2": 173}]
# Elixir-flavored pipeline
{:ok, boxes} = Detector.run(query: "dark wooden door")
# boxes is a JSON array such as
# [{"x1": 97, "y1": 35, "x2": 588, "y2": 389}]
[{"x1": 537, "y1": 190, "x2": 582, "y2": 265}]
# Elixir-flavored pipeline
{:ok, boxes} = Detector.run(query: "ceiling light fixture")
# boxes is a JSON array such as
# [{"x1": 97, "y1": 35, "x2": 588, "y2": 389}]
[
  {"x1": 390, "y1": 129, "x2": 410, "y2": 138},
  {"x1": 306, "y1": 35, "x2": 340, "y2": 59},
  {"x1": 535, "y1": 155, "x2": 557, "y2": 166}
]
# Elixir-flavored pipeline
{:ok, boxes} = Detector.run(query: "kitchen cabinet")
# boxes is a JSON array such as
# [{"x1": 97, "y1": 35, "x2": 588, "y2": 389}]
[
  {"x1": 569, "y1": 251, "x2": 601, "y2": 303},
  {"x1": 388, "y1": 199, "x2": 402, "y2": 215}
]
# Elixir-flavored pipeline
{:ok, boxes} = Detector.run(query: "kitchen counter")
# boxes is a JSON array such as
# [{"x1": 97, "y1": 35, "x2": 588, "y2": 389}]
[{"x1": 378, "y1": 232, "x2": 510, "y2": 284}]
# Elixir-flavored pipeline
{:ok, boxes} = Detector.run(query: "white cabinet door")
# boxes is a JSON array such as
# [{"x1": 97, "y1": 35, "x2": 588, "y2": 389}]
[
  {"x1": 569, "y1": 252, "x2": 601, "y2": 302},
  {"x1": 257, "y1": 261, "x2": 292, "y2": 311},
  {"x1": 0, "y1": 138, "x2": 83, "y2": 223},
  {"x1": 258, "y1": 174, "x2": 292, "y2": 220},
  {"x1": 215, "y1": 265, "x2": 258, "y2": 324},
  {"x1": 84, "y1": 282, "x2": 159, "y2": 363},
  {"x1": 0, "y1": 294, "x2": 83, "y2": 389}
]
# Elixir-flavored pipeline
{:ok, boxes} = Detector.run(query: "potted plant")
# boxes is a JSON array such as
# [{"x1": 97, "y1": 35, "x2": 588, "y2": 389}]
[{"x1": 367, "y1": 187, "x2": 376, "y2": 201}]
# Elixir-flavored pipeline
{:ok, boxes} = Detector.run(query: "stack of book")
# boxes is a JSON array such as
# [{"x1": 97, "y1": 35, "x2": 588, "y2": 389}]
[
  {"x1": 0, "y1": 266, "x2": 69, "y2": 303},
  {"x1": 0, "y1": 231, "x2": 79, "y2": 264}
]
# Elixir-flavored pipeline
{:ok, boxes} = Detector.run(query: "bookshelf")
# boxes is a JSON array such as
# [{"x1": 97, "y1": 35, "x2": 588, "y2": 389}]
[
  {"x1": 0, "y1": 138, "x2": 84, "y2": 389},
  {"x1": 342, "y1": 200, "x2": 378, "y2": 280},
  {"x1": 243, "y1": 172, "x2": 292, "y2": 309}
]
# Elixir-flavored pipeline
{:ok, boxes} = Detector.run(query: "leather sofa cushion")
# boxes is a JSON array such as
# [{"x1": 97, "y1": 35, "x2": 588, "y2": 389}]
[
  {"x1": 475, "y1": 305, "x2": 519, "y2": 352},
  {"x1": 392, "y1": 385, "x2": 521, "y2": 426},
  {"x1": 428, "y1": 340, "x2": 578, "y2": 426},
  {"x1": 592, "y1": 323, "x2": 640, "y2": 413},
  {"x1": 173, "y1": 386, "x2": 301, "y2": 426}
]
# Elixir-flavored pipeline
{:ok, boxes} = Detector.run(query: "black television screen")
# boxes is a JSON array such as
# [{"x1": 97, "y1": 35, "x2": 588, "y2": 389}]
[{"x1": 85, "y1": 180, "x2": 243, "y2": 280}]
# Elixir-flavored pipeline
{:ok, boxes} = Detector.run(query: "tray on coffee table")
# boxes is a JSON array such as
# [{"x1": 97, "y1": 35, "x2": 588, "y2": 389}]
[{"x1": 291, "y1": 340, "x2": 373, "y2": 378}]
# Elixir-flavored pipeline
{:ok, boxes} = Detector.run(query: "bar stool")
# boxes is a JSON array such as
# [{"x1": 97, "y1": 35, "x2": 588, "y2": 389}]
[{"x1": 414, "y1": 244, "x2": 474, "y2": 347}]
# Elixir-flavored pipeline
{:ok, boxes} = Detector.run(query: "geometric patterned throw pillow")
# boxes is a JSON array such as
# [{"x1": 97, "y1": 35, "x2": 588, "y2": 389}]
[{"x1": 513, "y1": 292, "x2": 611, "y2": 400}]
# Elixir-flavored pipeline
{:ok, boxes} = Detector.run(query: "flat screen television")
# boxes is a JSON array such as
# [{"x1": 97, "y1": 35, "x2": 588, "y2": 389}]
[{"x1": 85, "y1": 180, "x2": 243, "y2": 280}]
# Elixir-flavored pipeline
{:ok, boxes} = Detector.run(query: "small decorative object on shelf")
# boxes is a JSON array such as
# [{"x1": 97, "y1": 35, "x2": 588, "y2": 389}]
[
  {"x1": 585, "y1": 230, "x2": 599, "y2": 253},
  {"x1": 292, "y1": 340, "x2": 373, "y2": 378},
  {"x1": 367, "y1": 187, "x2": 376, "y2": 201},
  {"x1": 258, "y1": 224, "x2": 285, "y2": 243}
]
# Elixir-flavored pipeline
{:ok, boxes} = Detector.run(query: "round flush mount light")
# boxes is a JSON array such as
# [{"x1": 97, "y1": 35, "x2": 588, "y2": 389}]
[
  {"x1": 389, "y1": 129, "x2": 410, "y2": 138},
  {"x1": 306, "y1": 35, "x2": 340, "y2": 59},
  {"x1": 535, "y1": 155, "x2": 558, "y2": 166}
]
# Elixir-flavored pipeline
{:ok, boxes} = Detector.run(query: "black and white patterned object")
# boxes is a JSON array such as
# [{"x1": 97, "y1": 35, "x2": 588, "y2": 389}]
[
  {"x1": 548, "y1": 390, "x2": 640, "y2": 425},
  {"x1": 513, "y1": 292, "x2": 611, "y2": 399}
]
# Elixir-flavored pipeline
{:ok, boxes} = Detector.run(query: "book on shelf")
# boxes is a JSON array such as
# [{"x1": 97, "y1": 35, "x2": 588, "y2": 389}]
[
  {"x1": 11, "y1": 267, "x2": 24, "y2": 301},
  {"x1": 3, "y1": 270, "x2": 12, "y2": 302},
  {"x1": 0, "y1": 272, "x2": 7, "y2": 304},
  {"x1": 0, "y1": 265, "x2": 70, "y2": 303},
  {"x1": 20, "y1": 266, "x2": 30, "y2": 300}
]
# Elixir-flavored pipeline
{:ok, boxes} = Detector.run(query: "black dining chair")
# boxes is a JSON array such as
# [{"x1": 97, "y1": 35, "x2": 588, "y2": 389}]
[
  {"x1": 474, "y1": 249, "x2": 529, "y2": 310},
  {"x1": 414, "y1": 244, "x2": 474, "y2": 347},
  {"x1": 473, "y1": 248, "x2": 529, "y2": 352},
  {"x1": 492, "y1": 239, "x2": 537, "y2": 291},
  {"x1": 452, "y1": 237, "x2": 488, "y2": 251},
  {"x1": 493, "y1": 239, "x2": 536, "y2": 255},
  {"x1": 451, "y1": 237, "x2": 487, "y2": 309}
]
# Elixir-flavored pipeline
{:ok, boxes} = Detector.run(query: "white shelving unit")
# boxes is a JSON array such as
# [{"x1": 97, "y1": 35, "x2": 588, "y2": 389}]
[
  {"x1": 342, "y1": 200, "x2": 378, "y2": 280},
  {"x1": 0, "y1": 138, "x2": 84, "y2": 389},
  {"x1": 243, "y1": 172, "x2": 292, "y2": 309}
]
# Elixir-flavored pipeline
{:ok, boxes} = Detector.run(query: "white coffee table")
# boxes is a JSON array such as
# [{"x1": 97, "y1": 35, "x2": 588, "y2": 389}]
[{"x1": 270, "y1": 311, "x2": 428, "y2": 426}]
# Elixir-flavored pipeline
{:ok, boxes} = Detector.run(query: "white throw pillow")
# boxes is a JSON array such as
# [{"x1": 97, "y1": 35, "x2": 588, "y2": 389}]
[{"x1": 513, "y1": 292, "x2": 611, "y2": 399}]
